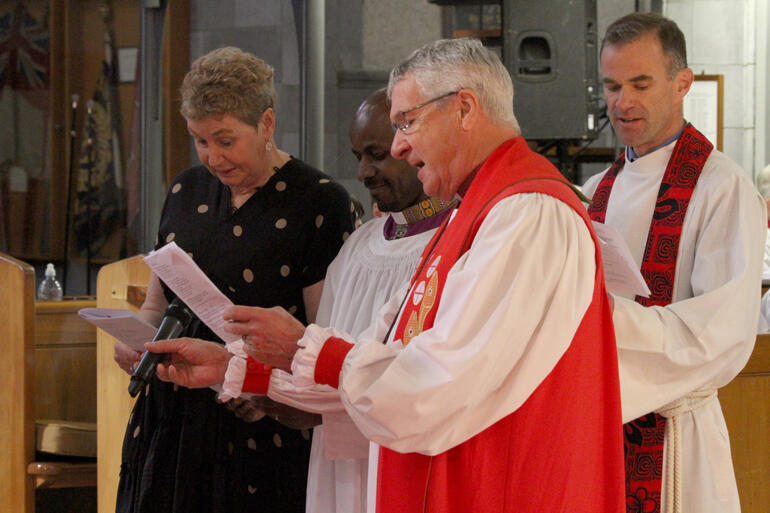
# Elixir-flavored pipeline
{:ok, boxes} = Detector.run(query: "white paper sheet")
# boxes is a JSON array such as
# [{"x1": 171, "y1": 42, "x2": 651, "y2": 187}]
[
  {"x1": 592, "y1": 221, "x2": 651, "y2": 298},
  {"x1": 143, "y1": 242, "x2": 240, "y2": 343},
  {"x1": 78, "y1": 308, "x2": 157, "y2": 351}
]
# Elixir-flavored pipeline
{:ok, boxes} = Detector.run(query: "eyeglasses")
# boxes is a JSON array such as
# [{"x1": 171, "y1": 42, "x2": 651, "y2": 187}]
[{"x1": 393, "y1": 90, "x2": 459, "y2": 134}]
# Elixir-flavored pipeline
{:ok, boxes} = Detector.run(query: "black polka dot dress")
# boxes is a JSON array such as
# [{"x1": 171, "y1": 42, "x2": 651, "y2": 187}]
[{"x1": 116, "y1": 158, "x2": 354, "y2": 513}]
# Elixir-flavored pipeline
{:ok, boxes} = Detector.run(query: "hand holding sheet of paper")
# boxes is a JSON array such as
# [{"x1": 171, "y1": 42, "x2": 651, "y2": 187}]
[
  {"x1": 591, "y1": 221, "x2": 651, "y2": 298},
  {"x1": 78, "y1": 308, "x2": 157, "y2": 351},
  {"x1": 143, "y1": 242, "x2": 240, "y2": 343}
]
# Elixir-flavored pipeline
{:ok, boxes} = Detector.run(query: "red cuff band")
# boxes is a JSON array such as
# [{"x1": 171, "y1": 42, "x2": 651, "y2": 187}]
[
  {"x1": 242, "y1": 356, "x2": 272, "y2": 394},
  {"x1": 314, "y1": 337, "x2": 354, "y2": 389}
]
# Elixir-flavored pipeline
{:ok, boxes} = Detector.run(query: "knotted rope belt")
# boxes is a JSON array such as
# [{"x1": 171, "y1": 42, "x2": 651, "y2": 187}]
[{"x1": 655, "y1": 389, "x2": 717, "y2": 513}]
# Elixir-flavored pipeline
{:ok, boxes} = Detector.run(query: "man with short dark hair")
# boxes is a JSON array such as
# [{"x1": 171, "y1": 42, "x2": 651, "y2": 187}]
[{"x1": 583, "y1": 12, "x2": 765, "y2": 513}]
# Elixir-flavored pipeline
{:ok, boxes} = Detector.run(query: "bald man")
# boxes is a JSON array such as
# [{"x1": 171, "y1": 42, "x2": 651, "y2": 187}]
[{"x1": 294, "y1": 89, "x2": 454, "y2": 513}]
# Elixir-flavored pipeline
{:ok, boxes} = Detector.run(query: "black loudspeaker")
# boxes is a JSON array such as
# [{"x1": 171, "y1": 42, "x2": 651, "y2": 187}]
[{"x1": 502, "y1": 0, "x2": 601, "y2": 140}]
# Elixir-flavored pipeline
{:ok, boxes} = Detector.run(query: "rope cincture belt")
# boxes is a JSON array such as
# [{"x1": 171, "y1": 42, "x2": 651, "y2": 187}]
[{"x1": 655, "y1": 389, "x2": 717, "y2": 513}]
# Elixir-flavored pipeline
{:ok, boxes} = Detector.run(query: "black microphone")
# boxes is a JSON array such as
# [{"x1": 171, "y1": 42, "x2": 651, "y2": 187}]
[{"x1": 128, "y1": 297, "x2": 194, "y2": 397}]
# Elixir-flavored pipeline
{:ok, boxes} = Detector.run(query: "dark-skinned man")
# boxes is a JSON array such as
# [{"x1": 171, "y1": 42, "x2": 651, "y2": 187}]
[{"x1": 213, "y1": 88, "x2": 453, "y2": 513}]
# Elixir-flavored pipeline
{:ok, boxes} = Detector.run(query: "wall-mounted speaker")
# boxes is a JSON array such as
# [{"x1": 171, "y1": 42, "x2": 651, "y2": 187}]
[{"x1": 503, "y1": 0, "x2": 602, "y2": 140}]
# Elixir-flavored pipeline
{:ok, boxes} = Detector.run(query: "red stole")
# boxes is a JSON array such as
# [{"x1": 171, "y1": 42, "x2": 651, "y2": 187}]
[
  {"x1": 587, "y1": 124, "x2": 713, "y2": 513},
  {"x1": 377, "y1": 137, "x2": 624, "y2": 513}
]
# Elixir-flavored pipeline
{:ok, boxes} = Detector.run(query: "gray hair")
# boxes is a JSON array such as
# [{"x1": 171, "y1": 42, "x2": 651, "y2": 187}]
[
  {"x1": 601, "y1": 13, "x2": 687, "y2": 79},
  {"x1": 757, "y1": 164, "x2": 770, "y2": 198},
  {"x1": 387, "y1": 38, "x2": 519, "y2": 131}
]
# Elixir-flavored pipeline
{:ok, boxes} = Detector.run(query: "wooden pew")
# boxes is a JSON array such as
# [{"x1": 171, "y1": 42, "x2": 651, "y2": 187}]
[
  {"x1": 31, "y1": 299, "x2": 98, "y2": 488},
  {"x1": 95, "y1": 256, "x2": 149, "y2": 513},
  {"x1": 721, "y1": 333, "x2": 770, "y2": 512},
  {"x1": 0, "y1": 254, "x2": 36, "y2": 512},
  {"x1": 0, "y1": 254, "x2": 98, "y2": 513}
]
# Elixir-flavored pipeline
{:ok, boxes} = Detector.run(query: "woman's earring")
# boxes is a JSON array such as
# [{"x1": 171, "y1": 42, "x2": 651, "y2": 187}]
[{"x1": 265, "y1": 141, "x2": 273, "y2": 152}]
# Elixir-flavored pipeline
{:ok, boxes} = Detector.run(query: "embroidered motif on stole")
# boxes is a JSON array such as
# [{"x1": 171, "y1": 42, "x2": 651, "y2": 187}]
[
  {"x1": 587, "y1": 123, "x2": 713, "y2": 513},
  {"x1": 403, "y1": 256, "x2": 441, "y2": 345}
]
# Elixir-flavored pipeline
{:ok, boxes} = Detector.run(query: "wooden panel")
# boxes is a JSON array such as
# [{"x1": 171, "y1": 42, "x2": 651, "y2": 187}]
[
  {"x1": 49, "y1": 0, "x2": 68, "y2": 260},
  {"x1": 35, "y1": 300, "x2": 96, "y2": 346},
  {"x1": 721, "y1": 334, "x2": 770, "y2": 513},
  {"x1": 162, "y1": 0, "x2": 191, "y2": 185},
  {"x1": 0, "y1": 253, "x2": 36, "y2": 513},
  {"x1": 96, "y1": 256, "x2": 150, "y2": 513},
  {"x1": 35, "y1": 347, "x2": 97, "y2": 423},
  {"x1": 34, "y1": 299, "x2": 97, "y2": 424}
]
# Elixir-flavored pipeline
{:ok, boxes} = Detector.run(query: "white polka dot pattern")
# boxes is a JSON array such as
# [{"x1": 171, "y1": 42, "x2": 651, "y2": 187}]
[
  {"x1": 233, "y1": 225, "x2": 243, "y2": 237},
  {"x1": 133, "y1": 426, "x2": 141, "y2": 438},
  {"x1": 171, "y1": 183, "x2": 181, "y2": 193},
  {"x1": 275, "y1": 218, "x2": 287, "y2": 229},
  {"x1": 280, "y1": 265, "x2": 290, "y2": 277},
  {"x1": 243, "y1": 269, "x2": 254, "y2": 283},
  {"x1": 273, "y1": 433, "x2": 282, "y2": 448},
  {"x1": 247, "y1": 438, "x2": 257, "y2": 450},
  {"x1": 197, "y1": 204, "x2": 209, "y2": 213},
  {"x1": 315, "y1": 215, "x2": 324, "y2": 228},
  {"x1": 275, "y1": 181, "x2": 287, "y2": 191},
  {"x1": 166, "y1": 233, "x2": 175, "y2": 242}
]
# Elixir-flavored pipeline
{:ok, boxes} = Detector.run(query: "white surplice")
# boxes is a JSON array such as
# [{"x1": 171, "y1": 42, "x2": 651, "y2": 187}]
[
  {"x1": 270, "y1": 215, "x2": 438, "y2": 513},
  {"x1": 581, "y1": 141, "x2": 765, "y2": 513}
]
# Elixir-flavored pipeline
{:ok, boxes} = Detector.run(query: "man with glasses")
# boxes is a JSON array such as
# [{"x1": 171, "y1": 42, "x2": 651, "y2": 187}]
[{"x1": 146, "y1": 38, "x2": 625, "y2": 512}]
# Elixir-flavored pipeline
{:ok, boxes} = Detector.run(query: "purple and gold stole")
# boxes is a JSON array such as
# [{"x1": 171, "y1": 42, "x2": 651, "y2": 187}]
[{"x1": 588, "y1": 123, "x2": 713, "y2": 513}]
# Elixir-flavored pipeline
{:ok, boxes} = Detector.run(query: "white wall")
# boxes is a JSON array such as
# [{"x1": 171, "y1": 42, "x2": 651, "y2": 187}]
[{"x1": 665, "y1": 0, "x2": 762, "y2": 177}]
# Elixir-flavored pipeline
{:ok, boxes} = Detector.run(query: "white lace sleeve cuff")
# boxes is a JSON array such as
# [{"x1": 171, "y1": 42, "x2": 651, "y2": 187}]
[{"x1": 216, "y1": 338, "x2": 249, "y2": 402}]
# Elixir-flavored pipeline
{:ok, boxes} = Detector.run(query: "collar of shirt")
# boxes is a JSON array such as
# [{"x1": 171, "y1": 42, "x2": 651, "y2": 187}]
[{"x1": 626, "y1": 122, "x2": 687, "y2": 162}]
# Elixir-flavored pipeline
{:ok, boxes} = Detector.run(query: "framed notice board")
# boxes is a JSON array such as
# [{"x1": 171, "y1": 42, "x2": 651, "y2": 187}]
[{"x1": 683, "y1": 74, "x2": 724, "y2": 151}]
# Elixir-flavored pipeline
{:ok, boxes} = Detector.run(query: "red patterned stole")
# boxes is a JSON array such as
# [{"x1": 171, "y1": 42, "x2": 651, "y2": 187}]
[{"x1": 587, "y1": 124, "x2": 713, "y2": 513}]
